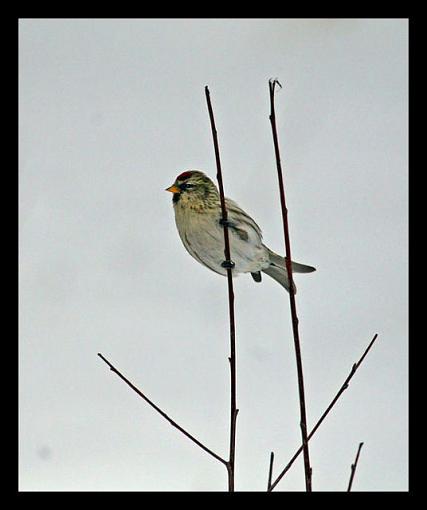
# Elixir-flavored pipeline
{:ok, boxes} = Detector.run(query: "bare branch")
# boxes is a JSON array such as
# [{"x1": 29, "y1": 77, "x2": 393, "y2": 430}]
[
  {"x1": 97, "y1": 353, "x2": 227, "y2": 466},
  {"x1": 268, "y1": 78, "x2": 312, "y2": 491},
  {"x1": 267, "y1": 451, "x2": 275, "y2": 491},
  {"x1": 347, "y1": 442, "x2": 364, "y2": 491},
  {"x1": 268, "y1": 333, "x2": 378, "y2": 491},
  {"x1": 205, "y1": 85, "x2": 238, "y2": 492}
]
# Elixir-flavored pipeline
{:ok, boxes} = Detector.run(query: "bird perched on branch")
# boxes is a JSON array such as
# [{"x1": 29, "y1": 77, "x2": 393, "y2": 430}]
[{"x1": 166, "y1": 170, "x2": 315, "y2": 292}]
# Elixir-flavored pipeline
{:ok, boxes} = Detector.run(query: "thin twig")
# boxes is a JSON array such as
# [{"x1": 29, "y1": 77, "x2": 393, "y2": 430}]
[
  {"x1": 267, "y1": 451, "x2": 275, "y2": 491},
  {"x1": 268, "y1": 333, "x2": 378, "y2": 491},
  {"x1": 97, "y1": 353, "x2": 227, "y2": 466},
  {"x1": 268, "y1": 78, "x2": 312, "y2": 491},
  {"x1": 347, "y1": 442, "x2": 364, "y2": 491},
  {"x1": 205, "y1": 85, "x2": 239, "y2": 492}
]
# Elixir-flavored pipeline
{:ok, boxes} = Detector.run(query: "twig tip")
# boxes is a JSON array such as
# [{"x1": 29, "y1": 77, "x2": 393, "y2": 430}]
[{"x1": 269, "y1": 77, "x2": 283, "y2": 90}]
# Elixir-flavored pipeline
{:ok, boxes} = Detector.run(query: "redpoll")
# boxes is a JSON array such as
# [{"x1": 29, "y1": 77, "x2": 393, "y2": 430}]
[{"x1": 166, "y1": 170, "x2": 315, "y2": 292}]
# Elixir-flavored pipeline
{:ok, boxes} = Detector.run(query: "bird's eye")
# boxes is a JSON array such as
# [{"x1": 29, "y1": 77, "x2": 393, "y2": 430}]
[{"x1": 180, "y1": 183, "x2": 195, "y2": 191}]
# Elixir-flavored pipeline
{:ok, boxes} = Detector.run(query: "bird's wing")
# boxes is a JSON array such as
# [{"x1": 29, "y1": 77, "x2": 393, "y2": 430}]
[{"x1": 223, "y1": 198, "x2": 263, "y2": 241}]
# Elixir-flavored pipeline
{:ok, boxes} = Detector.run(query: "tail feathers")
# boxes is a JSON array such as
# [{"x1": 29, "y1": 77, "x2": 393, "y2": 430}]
[
  {"x1": 266, "y1": 248, "x2": 316, "y2": 274},
  {"x1": 291, "y1": 261, "x2": 316, "y2": 273},
  {"x1": 262, "y1": 265, "x2": 296, "y2": 293},
  {"x1": 262, "y1": 247, "x2": 316, "y2": 292}
]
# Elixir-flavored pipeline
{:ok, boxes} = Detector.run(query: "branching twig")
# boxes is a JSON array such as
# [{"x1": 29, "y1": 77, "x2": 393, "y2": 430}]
[
  {"x1": 347, "y1": 442, "x2": 364, "y2": 491},
  {"x1": 268, "y1": 333, "x2": 378, "y2": 491},
  {"x1": 97, "y1": 353, "x2": 227, "y2": 466},
  {"x1": 268, "y1": 78, "x2": 312, "y2": 491},
  {"x1": 205, "y1": 85, "x2": 239, "y2": 492}
]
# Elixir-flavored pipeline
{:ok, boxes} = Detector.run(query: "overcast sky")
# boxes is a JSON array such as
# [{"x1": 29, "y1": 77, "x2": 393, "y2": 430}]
[{"x1": 19, "y1": 18, "x2": 408, "y2": 491}]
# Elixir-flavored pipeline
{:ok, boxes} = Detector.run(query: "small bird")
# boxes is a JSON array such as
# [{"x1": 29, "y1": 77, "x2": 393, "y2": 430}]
[{"x1": 166, "y1": 170, "x2": 315, "y2": 292}]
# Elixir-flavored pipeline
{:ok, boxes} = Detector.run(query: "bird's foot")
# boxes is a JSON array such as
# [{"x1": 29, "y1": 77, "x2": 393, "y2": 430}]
[
  {"x1": 221, "y1": 260, "x2": 235, "y2": 269},
  {"x1": 219, "y1": 218, "x2": 234, "y2": 228}
]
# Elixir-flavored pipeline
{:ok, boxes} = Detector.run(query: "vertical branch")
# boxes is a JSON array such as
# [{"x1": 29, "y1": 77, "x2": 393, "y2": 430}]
[
  {"x1": 267, "y1": 451, "x2": 275, "y2": 491},
  {"x1": 205, "y1": 85, "x2": 239, "y2": 492},
  {"x1": 347, "y1": 442, "x2": 364, "y2": 491},
  {"x1": 268, "y1": 78, "x2": 312, "y2": 491}
]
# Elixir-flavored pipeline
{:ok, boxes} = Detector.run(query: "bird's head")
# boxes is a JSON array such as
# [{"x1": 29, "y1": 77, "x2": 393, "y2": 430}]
[{"x1": 165, "y1": 170, "x2": 219, "y2": 209}]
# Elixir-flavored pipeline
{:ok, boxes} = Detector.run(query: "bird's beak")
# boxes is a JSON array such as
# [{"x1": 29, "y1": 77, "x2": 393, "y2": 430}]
[{"x1": 165, "y1": 184, "x2": 180, "y2": 193}]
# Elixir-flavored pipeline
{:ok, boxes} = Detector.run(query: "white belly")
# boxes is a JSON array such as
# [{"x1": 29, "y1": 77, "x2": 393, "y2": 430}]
[{"x1": 176, "y1": 211, "x2": 269, "y2": 276}]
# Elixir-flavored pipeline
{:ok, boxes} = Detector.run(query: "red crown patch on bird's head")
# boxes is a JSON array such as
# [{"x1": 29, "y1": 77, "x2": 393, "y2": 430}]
[{"x1": 176, "y1": 171, "x2": 195, "y2": 182}]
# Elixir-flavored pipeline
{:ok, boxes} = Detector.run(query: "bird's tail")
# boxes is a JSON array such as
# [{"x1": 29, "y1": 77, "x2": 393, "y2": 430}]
[{"x1": 262, "y1": 248, "x2": 316, "y2": 293}]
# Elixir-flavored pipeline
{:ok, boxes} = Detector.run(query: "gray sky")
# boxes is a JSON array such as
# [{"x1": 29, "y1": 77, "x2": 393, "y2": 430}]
[{"x1": 19, "y1": 18, "x2": 408, "y2": 491}]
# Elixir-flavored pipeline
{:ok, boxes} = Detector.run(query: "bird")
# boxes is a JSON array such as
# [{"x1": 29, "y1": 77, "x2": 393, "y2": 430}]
[{"x1": 165, "y1": 170, "x2": 315, "y2": 292}]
